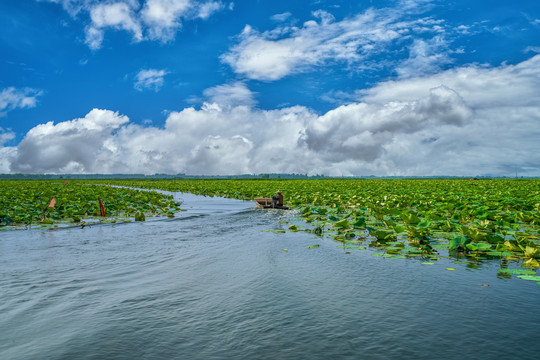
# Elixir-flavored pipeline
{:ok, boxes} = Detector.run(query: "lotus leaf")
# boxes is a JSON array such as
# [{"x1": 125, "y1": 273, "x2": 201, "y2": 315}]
[
  {"x1": 522, "y1": 258, "x2": 540, "y2": 268},
  {"x1": 448, "y1": 235, "x2": 471, "y2": 251},
  {"x1": 498, "y1": 269, "x2": 536, "y2": 275},
  {"x1": 386, "y1": 247, "x2": 401, "y2": 254},
  {"x1": 334, "y1": 219, "x2": 350, "y2": 229},
  {"x1": 135, "y1": 211, "x2": 145, "y2": 221},
  {"x1": 517, "y1": 275, "x2": 540, "y2": 281}
]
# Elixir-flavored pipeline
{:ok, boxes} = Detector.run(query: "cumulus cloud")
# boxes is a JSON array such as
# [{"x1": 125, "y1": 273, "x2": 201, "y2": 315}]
[
  {"x1": 45, "y1": 0, "x2": 226, "y2": 49},
  {"x1": 134, "y1": 69, "x2": 168, "y2": 91},
  {"x1": 0, "y1": 87, "x2": 42, "y2": 117},
  {"x1": 221, "y1": 2, "x2": 448, "y2": 80},
  {"x1": 11, "y1": 109, "x2": 129, "y2": 173},
  {"x1": 303, "y1": 86, "x2": 472, "y2": 162},
  {"x1": 5, "y1": 55, "x2": 540, "y2": 176}
]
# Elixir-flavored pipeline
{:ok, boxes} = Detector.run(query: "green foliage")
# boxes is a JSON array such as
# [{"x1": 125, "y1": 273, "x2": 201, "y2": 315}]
[
  {"x1": 448, "y1": 236, "x2": 471, "y2": 251},
  {"x1": 135, "y1": 211, "x2": 146, "y2": 221},
  {"x1": 0, "y1": 180, "x2": 179, "y2": 227}
]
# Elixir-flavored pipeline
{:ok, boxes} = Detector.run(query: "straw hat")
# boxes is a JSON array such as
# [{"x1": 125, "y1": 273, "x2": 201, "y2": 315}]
[{"x1": 277, "y1": 190, "x2": 282, "y2": 194}]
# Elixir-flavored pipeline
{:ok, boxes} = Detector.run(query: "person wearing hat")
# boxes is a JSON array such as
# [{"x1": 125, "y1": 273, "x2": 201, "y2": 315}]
[{"x1": 272, "y1": 190, "x2": 284, "y2": 207}]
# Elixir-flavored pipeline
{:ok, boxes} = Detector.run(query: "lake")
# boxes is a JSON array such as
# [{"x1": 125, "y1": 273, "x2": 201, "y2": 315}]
[{"x1": 1, "y1": 192, "x2": 539, "y2": 359}]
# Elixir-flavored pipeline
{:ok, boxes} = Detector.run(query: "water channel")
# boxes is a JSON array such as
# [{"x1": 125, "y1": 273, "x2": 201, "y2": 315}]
[{"x1": 1, "y1": 192, "x2": 539, "y2": 359}]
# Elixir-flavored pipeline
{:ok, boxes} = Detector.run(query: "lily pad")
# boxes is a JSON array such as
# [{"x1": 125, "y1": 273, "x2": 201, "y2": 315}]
[
  {"x1": 486, "y1": 251, "x2": 515, "y2": 257},
  {"x1": 498, "y1": 269, "x2": 536, "y2": 275},
  {"x1": 422, "y1": 262, "x2": 435, "y2": 265},
  {"x1": 517, "y1": 275, "x2": 540, "y2": 281},
  {"x1": 337, "y1": 245, "x2": 366, "y2": 250},
  {"x1": 446, "y1": 268, "x2": 457, "y2": 271},
  {"x1": 307, "y1": 244, "x2": 320, "y2": 249}
]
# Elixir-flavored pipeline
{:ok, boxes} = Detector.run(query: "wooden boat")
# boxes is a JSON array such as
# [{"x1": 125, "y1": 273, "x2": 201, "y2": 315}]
[{"x1": 254, "y1": 197, "x2": 289, "y2": 210}]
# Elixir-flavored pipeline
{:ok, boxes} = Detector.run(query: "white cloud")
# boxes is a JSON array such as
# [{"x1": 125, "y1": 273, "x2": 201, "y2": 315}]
[
  {"x1": 202, "y1": 82, "x2": 255, "y2": 107},
  {"x1": 0, "y1": 87, "x2": 42, "y2": 117},
  {"x1": 221, "y1": 3, "x2": 447, "y2": 80},
  {"x1": 134, "y1": 69, "x2": 168, "y2": 91},
  {"x1": 45, "y1": 0, "x2": 226, "y2": 49},
  {"x1": 5, "y1": 55, "x2": 540, "y2": 176},
  {"x1": 0, "y1": 127, "x2": 15, "y2": 146},
  {"x1": 141, "y1": 0, "x2": 191, "y2": 41},
  {"x1": 11, "y1": 109, "x2": 129, "y2": 173},
  {"x1": 395, "y1": 36, "x2": 453, "y2": 78},
  {"x1": 85, "y1": 1, "x2": 142, "y2": 49},
  {"x1": 271, "y1": 12, "x2": 292, "y2": 22},
  {"x1": 525, "y1": 46, "x2": 540, "y2": 53},
  {"x1": 303, "y1": 85, "x2": 472, "y2": 162},
  {"x1": 197, "y1": 1, "x2": 224, "y2": 19}
]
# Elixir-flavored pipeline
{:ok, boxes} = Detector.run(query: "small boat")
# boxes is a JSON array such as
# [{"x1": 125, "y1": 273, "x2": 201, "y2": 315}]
[{"x1": 254, "y1": 197, "x2": 289, "y2": 210}]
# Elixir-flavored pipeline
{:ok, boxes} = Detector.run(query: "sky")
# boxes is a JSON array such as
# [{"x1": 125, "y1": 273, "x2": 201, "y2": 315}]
[{"x1": 0, "y1": 0, "x2": 539, "y2": 177}]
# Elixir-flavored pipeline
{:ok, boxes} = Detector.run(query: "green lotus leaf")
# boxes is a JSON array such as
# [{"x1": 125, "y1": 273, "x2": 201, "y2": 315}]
[
  {"x1": 135, "y1": 211, "x2": 146, "y2": 221},
  {"x1": 498, "y1": 269, "x2": 536, "y2": 275},
  {"x1": 386, "y1": 247, "x2": 401, "y2": 254},
  {"x1": 522, "y1": 258, "x2": 540, "y2": 268},
  {"x1": 334, "y1": 219, "x2": 350, "y2": 229},
  {"x1": 486, "y1": 251, "x2": 516, "y2": 257},
  {"x1": 401, "y1": 211, "x2": 421, "y2": 225},
  {"x1": 448, "y1": 235, "x2": 471, "y2": 251},
  {"x1": 517, "y1": 275, "x2": 540, "y2": 281},
  {"x1": 353, "y1": 217, "x2": 366, "y2": 229},
  {"x1": 307, "y1": 244, "x2": 320, "y2": 249},
  {"x1": 337, "y1": 245, "x2": 366, "y2": 250},
  {"x1": 524, "y1": 246, "x2": 538, "y2": 259}
]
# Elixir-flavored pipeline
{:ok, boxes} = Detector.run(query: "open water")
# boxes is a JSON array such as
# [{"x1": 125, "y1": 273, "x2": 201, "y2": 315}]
[{"x1": 1, "y1": 193, "x2": 539, "y2": 359}]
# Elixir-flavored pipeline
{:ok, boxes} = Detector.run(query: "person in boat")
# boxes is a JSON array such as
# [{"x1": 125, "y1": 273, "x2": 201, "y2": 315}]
[{"x1": 272, "y1": 190, "x2": 284, "y2": 207}]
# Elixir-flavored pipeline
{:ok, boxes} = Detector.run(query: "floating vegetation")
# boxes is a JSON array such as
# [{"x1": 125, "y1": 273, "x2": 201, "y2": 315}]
[
  {"x1": 498, "y1": 269, "x2": 537, "y2": 275},
  {"x1": 0, "y1": 180, "x2": 181, "y2": 228},
  {"x1": 3, "y1": 178, "x2": 539, "y2": 283},
  {"x1": 517, "y1": 275, "x2": 540, "y2": 281}
]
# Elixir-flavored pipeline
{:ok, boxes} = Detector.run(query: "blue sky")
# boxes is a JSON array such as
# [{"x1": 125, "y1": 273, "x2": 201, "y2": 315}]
[{"x1": 1, "y1": 0, "x2": 539, "y2": 176}]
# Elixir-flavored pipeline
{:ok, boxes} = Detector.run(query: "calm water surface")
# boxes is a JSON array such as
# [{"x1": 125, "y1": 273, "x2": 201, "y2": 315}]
[{"x1": 1, "y1": 193, "x2": 539, "y2": 359}]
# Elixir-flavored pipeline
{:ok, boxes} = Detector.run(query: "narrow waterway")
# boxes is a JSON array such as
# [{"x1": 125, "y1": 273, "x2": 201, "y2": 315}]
[{"x1": 1, "y1": 193, "x2": 539, "y2": 359}]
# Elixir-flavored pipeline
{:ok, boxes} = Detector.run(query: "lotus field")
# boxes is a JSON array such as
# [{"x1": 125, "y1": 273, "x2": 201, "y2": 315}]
[
  {"x1": 2, "y1": 178, "x2": 540, "y2": 280},
  {"x1": 0, "y1": 180, "x2": 181, "y2": 227}
]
